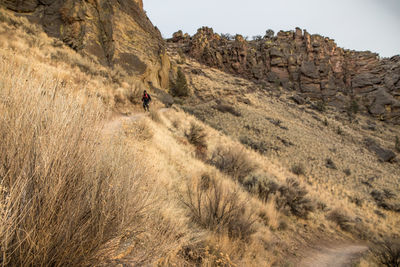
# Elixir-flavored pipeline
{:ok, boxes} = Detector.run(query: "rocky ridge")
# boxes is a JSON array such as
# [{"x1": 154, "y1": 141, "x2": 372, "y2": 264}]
[
  {"x1": 1, "y1": 0, "x2": 170, "y2": 88},
  {"x1": 169, "y1": 27, "x2": 400, "y2": 123}
]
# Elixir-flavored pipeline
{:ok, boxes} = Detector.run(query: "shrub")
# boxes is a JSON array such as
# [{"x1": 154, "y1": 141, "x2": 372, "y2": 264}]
[
  {"x1": 326, "y1": 209, "x2": 353, "y2": 232},
  {"x1": 185, "y1": 123, "x2": 207, "y2": 149},
  {"x1": 371, "y1": 189, "x2": 400, "y2": 213},
  {"x1": 347, "y1": 99, "x2": 359, "y2": 116},
  {"x1": 276, "y1": 178, "x2": 315, "y2": 219},
  {"x1": 337, "y1": 126, "x2": 344, "y2": 135},
  {"x1": 264, "y1": 29, "x2": 275, "y2": 39},
  {"x1": 325, "y1": 158, "x2": 337, "y2": 170},
  {"x1": 214, "y1": 103, "x2": 241, "y2": 117},
  {"x1": 209, "y1": 146, "x2": 257, "y2": 183},
  {"x1": 239, "y1": 135, "x2": 270, "y2": 154},
  {"x1": 371, "y1": 238, "x2": 400, "y2": 267},
  {"x1": 180, "y1": 177, "x2": 256, "y2": 240},
  {"x1": 170, "y1": 68, "x2": 189, "y2": 97},
  {"x1": 243, "y1": 174, "x2": 279, "y2": 202},
  {"x1": 290, "y1": 163, "x2": 305, "y2": 176}
]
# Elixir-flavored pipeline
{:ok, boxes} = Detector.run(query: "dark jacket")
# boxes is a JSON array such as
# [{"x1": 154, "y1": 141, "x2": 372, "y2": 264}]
[{"x1": 142, "y1": 93, "x2": 151, "y2": 103}]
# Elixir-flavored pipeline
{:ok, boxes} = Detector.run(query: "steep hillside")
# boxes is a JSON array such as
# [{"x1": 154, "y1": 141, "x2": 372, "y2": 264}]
[
  {"x1": 1, "y1": 0, "x2": 170, "y2": 88},
  {"x1": 1, "y1": 3, "x2": 400, "y2": 267},
  {"x1": 169, "y1": 27, "x2": 400, "y2": 123}
]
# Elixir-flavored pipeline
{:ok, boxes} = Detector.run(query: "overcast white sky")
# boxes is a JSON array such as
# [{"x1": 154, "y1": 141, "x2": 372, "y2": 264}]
[{"x1": 145, "y1": 0, "x2": 400, "y2": 58}]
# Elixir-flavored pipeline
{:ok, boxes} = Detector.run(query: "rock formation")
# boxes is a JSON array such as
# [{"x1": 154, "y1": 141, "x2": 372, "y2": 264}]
[
  {"x1": 1, "y1": 0, "x2": 170, "y2": 88},
  {"x1": 169, "y1": 27, "x2": 400, "y2": 123}
]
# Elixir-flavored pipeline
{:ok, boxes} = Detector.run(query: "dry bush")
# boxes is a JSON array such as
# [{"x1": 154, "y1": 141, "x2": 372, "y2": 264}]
[
  {"x1": 326, "y1": 209, "x2": 354, "y2": 232},
  {"x1": 325, "y1": 158, "x2": 337, "y2": 170},
  {"x1": 276, "y1": 178, "x2": 315, "y2": 219},
  {"x1": 371, "y1": 238, "x2": 400, "y2": 267},
  {"x1": 243, "y1": 173, "x2": 279, "y2": 202},
  {"x1": 371, "y1": 189, "x2": 400, "y2": 213},
  {"x1": 0, "y1": 58, "x2": 160, "y2": 266},
  {"x1": 214, "y1": 103, "x2": 241, "y2": 117},
  {"x1": 290, "y1": 163, "x2": 306, "y2": 176},
  {"x1": 185, "y1": 122, "x2": 207, "y2": 149},
  {"x1": 209, "y1": 146, "x2": 257, "y2": 183},
  {"x1": 180, "y1": 177, "x2": 256, "y2": 241},
  {"x1": 239, "y1": 135, "x2": 270, "y2": 154}
]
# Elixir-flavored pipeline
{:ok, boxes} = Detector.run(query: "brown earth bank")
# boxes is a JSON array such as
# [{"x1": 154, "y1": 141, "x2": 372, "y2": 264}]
[{"x1": 168, "y1": 27, "x2": 400, "y2": 124}]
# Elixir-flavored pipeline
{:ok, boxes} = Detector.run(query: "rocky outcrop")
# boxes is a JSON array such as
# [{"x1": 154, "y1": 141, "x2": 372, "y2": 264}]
[
  {"x1": 2, "y1": 0, "x2": 170, "y2": 89},
  {"x1": 169, "y1": 27, "x2": 400, "y2": 123}
]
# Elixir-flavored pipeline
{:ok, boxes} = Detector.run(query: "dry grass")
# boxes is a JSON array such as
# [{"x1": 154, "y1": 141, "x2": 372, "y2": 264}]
[
  {"x1": 0, "y1": 49, "x2": 188, "y2": 266},
  {"x1": 326, "y1": 209, "x2": 354, "y2": 232},
  {"x1": 371, "y1": 238, "x2": 400, "y2": 267},
  {"x1": 0, "y1": 58, "x2": 148, "y2": 265},
  {"x1": 209, "y1": 146, "x2": 257, "y2": 183},
  {"x1": 185, "y1": 122, "x2": 208, "y2": 149},
  {"x1": 180, "y1": 176, "x2": 256, "y2": 241}
]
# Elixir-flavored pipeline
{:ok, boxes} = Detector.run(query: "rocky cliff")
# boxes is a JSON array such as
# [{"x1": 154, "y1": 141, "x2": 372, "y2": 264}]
[
  {"x1": 169, "y1": 27, "x2": 400, "y2": 123},
  {"x1": 1, "y1": 0, "x2": 170, "y2": 88}
]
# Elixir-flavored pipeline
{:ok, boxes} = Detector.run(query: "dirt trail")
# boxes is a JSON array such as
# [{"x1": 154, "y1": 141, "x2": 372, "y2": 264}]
[
  {"x1": 299, "y1": 244, "x2": 368, "y2": 267},
  {"x1": 103, "y1": 108, "x2": 168, "y2": 135}
]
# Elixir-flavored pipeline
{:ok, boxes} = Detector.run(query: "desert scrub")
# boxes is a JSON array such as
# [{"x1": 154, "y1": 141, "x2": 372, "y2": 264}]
[
  {"x1": 326, "y1": 209, "x2": 354, "y2": 232},
  {"x1": 243, "y1": 173, "x2": 279, "y2": 202},
  {"x1": 209, "y1": 146, "x2": 256, "y2": 183},
  {"x1": 290, "y1": 163, "x2": 306, "y2": 176},
  {"x1": 276, "y1": 178, "x2": 315, "y2": 219},
  {"x1": 239, "y1": 135, "x2": 270, "y2": 154},
  {"x1": 185, "y1": 122, "x2": 207, "y2": 148},
  {"x1": 180, "y1": 176, "x2": 256, "y2": 241},
  {"x1": 371, "y1": 238, "x2": 400, "y2": 267},
  {"x1": 213, "y1": 102, "x2": 241, "y2": 117}
]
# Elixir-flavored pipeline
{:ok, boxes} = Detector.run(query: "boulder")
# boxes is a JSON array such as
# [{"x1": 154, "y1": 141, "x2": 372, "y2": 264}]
[
  {"x1": 364, "y1": 138, "x2": 396, "y2": 162},
  {"x1": 368, "y1": 87, "x2": 398, "y2": 115}
]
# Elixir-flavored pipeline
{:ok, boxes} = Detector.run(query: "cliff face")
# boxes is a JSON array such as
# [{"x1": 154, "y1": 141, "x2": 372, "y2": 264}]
[
  {"x1": 1, "y1": 0, "x2": 170, "y2": 89},
  {"x1": 169, "y1": 27, "x2": 400, "y2": 123}
]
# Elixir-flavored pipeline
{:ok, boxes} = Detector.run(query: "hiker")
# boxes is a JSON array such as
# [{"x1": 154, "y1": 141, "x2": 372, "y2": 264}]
[{"x1": 142, "y1": 90, "x2": 152, "y2": 111}]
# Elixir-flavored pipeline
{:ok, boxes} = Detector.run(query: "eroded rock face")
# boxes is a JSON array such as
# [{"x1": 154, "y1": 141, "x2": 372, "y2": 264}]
[
  {"x1": 2, "y1": 0, "x2": 169, "y2": 89},
  {"x1": 169, "y1": 27, "x2": 400, "y2": 123}
]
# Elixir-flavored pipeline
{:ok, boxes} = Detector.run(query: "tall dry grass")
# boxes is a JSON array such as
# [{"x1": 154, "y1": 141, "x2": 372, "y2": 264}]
[{"x1": 0, "y1": 55, "x2": 157, "y2": 265}]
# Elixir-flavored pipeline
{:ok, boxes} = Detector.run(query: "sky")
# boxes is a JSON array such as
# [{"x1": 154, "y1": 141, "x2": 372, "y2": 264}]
[{"x1": 144, "y1": 0, "x2": 400, "y2": 58}]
